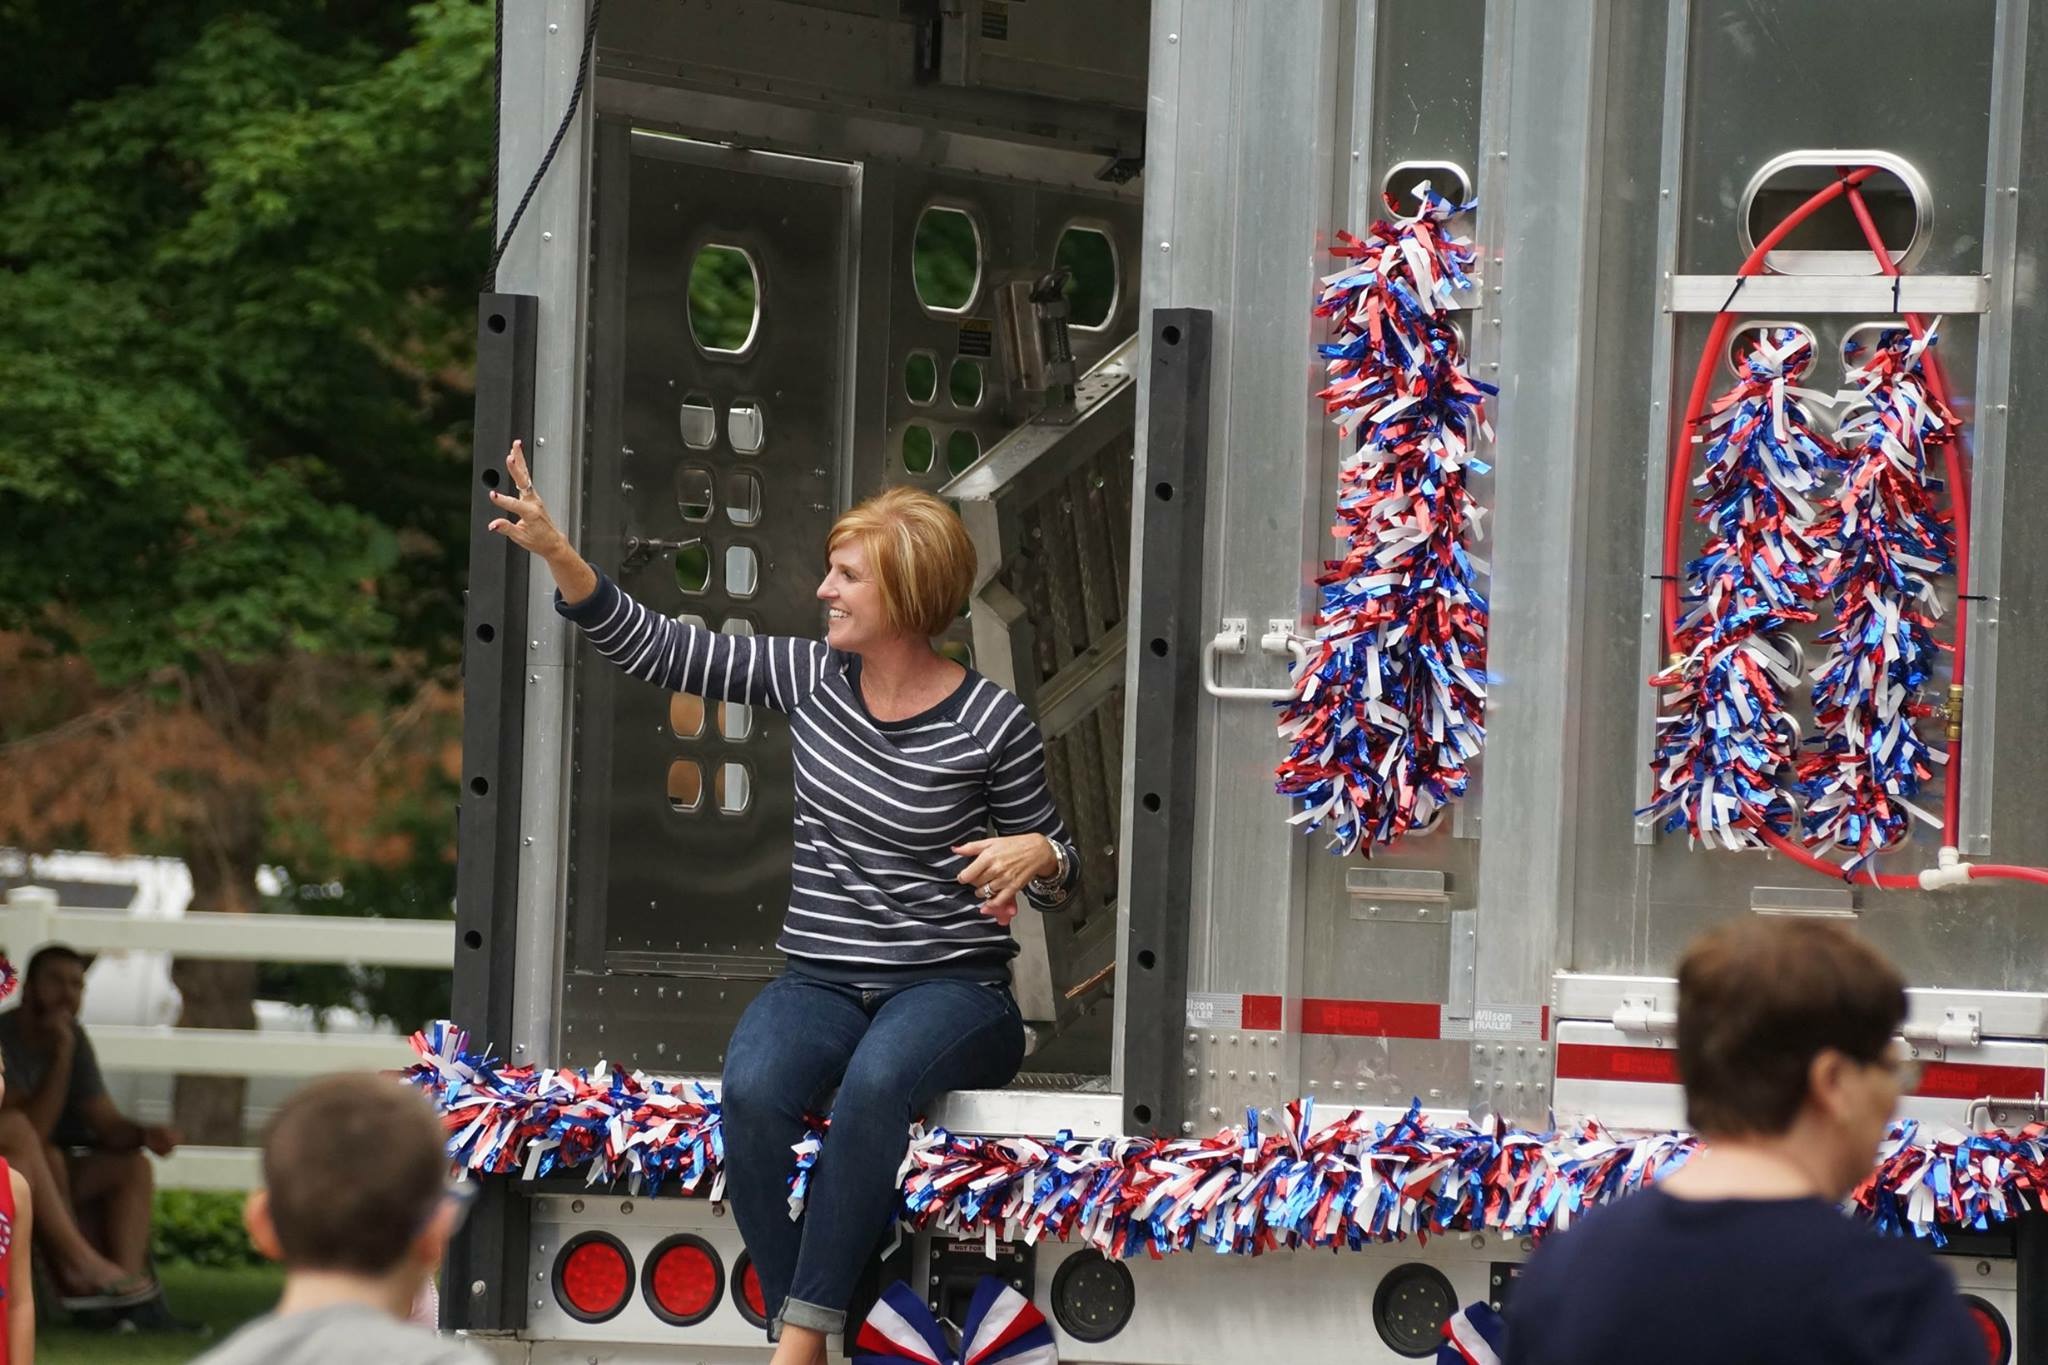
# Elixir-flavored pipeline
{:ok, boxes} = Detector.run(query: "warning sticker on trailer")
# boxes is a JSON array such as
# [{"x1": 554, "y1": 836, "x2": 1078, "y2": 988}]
[
  {"x1": 981, "y1": 2, "x2": 1009, "y2": 40},
  {"x1": 957, "y1": 318, "x2": 995, "y2": 358}
]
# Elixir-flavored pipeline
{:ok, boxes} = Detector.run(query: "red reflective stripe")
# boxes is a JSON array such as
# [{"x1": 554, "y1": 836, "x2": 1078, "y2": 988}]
[
  {"x1": 1300, "y1": 998, "x2": 1441, "y2": 1040},
  {"x1": 1241, "y1": 994, "x2": 1283, "y2": 1031},
  {"x1": 1912, "y1": 1062, "x2": 2045, "y2": 1101},
  {"x1": 1555, "y1": 1043, "x2": 1681, "y2": 1085},
  {"x1": 1541, "y1": 1006, "x2": 1552, "y2": 1041}
]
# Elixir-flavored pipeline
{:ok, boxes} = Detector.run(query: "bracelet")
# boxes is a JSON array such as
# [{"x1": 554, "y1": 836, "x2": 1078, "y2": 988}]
[{"x1": 1026, "y1": 837, "x2": 1070, "y2": 899}]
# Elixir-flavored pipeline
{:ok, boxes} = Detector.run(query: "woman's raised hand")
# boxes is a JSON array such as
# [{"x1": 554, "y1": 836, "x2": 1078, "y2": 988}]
[
  {"x1": 485, "y1": 441, "x2": 597, "y2": 603},
  {"x1": 485, "y1": 441, "x2": 569, "y2": 556}
]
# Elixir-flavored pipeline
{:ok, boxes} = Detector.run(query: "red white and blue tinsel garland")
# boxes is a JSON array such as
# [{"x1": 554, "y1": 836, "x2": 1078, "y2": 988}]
[
  {"x1": 1643, "y1": 328, "x2": 1843, "y2": 847},
  {"x1": 1277, "y1": 186, "x2": 1495, "y2": 855},
  {"x1": 405, "y1": 1024, "x2": 2048, "y2": 1250},
  {"x1": 1796, "y1": 327, "x2": 1957, "y2": 870}
]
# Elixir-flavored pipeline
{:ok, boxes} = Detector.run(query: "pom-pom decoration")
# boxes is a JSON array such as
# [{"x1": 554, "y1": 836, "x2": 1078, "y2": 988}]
[
  {"x1": 854, "y1": 1278, "x2": 1057, "y2": 1365},
  {"x1": 1642, "y1": 328, "x2": 1843, "y2": 848},
  {"x1": 1795, "y1": 326, "x2": 1957, "y2": 870},
  {"x1": 405, "y1": 1025, "x2": 2044, "y2": 1253},
  {"x1": 0, "y1": 957, "x2": 17, "y2": 1005},
  {"x1": 1277, "y1": 184, "x2": 1496, "y2": 855}
]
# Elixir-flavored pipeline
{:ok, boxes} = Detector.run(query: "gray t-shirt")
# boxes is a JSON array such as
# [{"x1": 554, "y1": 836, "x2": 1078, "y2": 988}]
[
  {"x1": 0, "y1": 1009, "x2": 106, "y2": 1147},
  {"x1": 194, "y1": 1304, "x2": 490, "y2": 1365}
]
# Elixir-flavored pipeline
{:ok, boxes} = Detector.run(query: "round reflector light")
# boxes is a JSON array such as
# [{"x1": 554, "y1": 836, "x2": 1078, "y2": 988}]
[
  {"x1": 732, "y1": 1251, "x2": 769, "y2": 1328},
  {"x1": 553, "y1": 1232, "x2": 632, "y2": 1323},
  {"x1": 642, "y1": 1234, "x2": 723, "y2": 1327},
  {"x1": 1372, "y1": 1262, "x2": 1457, "y2": 1359},
  {"x1": 1961, "y1": 1295, "x2": 2011, "y2": 1365}
]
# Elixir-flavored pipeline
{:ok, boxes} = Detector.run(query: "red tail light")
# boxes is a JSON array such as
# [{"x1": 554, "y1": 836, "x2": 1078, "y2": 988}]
[
  {"x1": 1961, "y1": 1295, "x2": 2011, "y2": 1365},
  {"x1": 642, "y1": 1234, "x2": 723, "y2": 1327},
  {"x1": 732, "y1": 1251, "x2": 769, "y2": 1327},
  {"x1": 553, "y1": 1232, "x2": 632, "y2": 1323}
]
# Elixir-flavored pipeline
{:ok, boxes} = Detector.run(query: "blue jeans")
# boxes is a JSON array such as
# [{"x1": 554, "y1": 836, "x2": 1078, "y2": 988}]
[{"x1": 720, "y1": 971, "x2": 1026, "y2": 1339}]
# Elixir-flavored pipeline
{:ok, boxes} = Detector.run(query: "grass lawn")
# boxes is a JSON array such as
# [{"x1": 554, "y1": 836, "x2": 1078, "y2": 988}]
[{"x1": 39, "y1": 1263, "x2": 284, "y2": 1365}]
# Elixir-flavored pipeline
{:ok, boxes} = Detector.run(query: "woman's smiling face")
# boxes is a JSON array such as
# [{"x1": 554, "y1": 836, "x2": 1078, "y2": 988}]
[{"x1": 817, "y1": 538, "x2": 889, "y2": 652}]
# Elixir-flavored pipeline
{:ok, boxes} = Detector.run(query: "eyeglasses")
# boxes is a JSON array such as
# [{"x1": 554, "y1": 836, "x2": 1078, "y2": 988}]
[{"x1": 1880, "y1": 1041, "x2": 1923, "y2": 1093}]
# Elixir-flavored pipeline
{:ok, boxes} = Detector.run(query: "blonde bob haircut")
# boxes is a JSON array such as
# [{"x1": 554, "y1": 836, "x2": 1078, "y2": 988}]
[{"x1": 826, "y1": 486, "x2": 977, "y2": 639}]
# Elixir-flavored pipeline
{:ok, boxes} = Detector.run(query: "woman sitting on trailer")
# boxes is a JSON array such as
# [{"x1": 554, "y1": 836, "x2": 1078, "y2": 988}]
[{"x1": 486, "y1": 441, "x2": 1079, "y2": 1365}]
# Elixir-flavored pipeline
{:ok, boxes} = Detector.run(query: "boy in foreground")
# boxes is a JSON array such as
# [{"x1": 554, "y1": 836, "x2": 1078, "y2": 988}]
[{"x1": 195, "y1": 1074, "x2": 483, "y2": 1365}]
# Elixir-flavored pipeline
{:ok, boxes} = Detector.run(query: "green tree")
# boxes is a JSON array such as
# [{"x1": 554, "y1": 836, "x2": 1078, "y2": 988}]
[{"x1": 0, "y1": 0, "x2": 488, "y2": 1140}]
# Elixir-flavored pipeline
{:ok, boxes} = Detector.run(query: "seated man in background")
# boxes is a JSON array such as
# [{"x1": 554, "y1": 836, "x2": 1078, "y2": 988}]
[
  {"x1": 0, "y1": 944, "x2": 175, "y2": 1310},
  {"x1": 195, "y1": 1073, "x2": 484, "y2": 1364},
  {"x1": 1504, "y1": 918, "x2": 1979, "y2": 1364}
]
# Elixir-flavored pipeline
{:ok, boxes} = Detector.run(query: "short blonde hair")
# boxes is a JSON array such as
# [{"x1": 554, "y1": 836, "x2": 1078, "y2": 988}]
[{"x1": 827, "y1": 487, "x2": 977, "y2": 639}]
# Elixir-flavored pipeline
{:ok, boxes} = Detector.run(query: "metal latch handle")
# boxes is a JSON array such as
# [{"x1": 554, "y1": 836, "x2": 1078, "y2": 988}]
[{"x1": 1202, "y1": 617, "x2": 1310, "y2": 702}]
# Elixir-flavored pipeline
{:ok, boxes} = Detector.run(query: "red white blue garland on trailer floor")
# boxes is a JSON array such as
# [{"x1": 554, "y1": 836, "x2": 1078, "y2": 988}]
[
  {"x1": 407, "y1": 1022, "x2": 2048, "y2": 1251},
  {"x1": 1277, "y1": 186, "x2": 1495, "y2": 855}
]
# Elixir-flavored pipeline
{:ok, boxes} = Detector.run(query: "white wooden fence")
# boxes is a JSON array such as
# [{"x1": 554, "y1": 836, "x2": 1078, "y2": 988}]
[{"x1": 0, "y1": 885, "x2": 455, "y2": 1191}]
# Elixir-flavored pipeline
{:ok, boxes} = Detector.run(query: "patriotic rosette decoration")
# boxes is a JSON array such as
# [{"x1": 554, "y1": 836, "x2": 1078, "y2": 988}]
[
  {"x1": 405, "y1": 1026, "x2": 2048, "y2": 1249},
  {"x1": 854, "y1": 1277, "x2": 1057, "y2": 1365},
  {"x1": 1643, "y1": 328, "x2": 1842, "y2": 847},
  {"x1": 1796, "y1": 327, "x2": 1957, "y2": 869},
  {"x1": 1439, "y1": 1302, "x2": 1507, "y2": 1365},
  {"x1": 1277, "y1": 185, "x2": 1495, "y2": 854}
]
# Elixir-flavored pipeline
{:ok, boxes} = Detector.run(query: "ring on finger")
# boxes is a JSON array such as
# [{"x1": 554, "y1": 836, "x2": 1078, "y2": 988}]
[{"x1": 978, "y1": 883, "x2": 995, "y2": 900}]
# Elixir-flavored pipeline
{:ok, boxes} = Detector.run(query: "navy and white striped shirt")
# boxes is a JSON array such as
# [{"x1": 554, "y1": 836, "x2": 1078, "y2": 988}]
[{"x1": 558, "y1": 569, "x2": 1080, "y2": 985}]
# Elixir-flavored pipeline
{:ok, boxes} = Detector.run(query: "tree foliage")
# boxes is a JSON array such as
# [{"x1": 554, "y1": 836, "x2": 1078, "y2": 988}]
[{"x1": 0, "y1": 0, "x2": 491, "y2": 1136}]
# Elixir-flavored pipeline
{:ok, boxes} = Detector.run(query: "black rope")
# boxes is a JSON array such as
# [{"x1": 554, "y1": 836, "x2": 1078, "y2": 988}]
[
  {"x1": 488, "y1": 0, "x2": 602, "y2": 290},
  {"x1": 486, "y1": 0, "x2": 503, "y2": 291},
  {"x1": 1715, "y1": 274, "x2": 1746, "y2": 315}
]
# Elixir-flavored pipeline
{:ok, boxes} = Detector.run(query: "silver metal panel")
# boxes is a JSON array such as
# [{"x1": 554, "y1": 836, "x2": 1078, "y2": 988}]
[
  {"x1": 596, "y1": 77, "x2": 1144, "y2": 199},
  {"x1": 502, "y1": 0, "x2": 599, "y2": 1064},
  {"x1": 596, "y1": 0, "x2": 1146, "y2": 151},
  {"x1": 1666, "y1": 274, "x2": 1991, "y2": 313},
  {"x1": 1466, "y1": 0, "x2": 1608, "y2": 1124},
  {"x1": 1301, "y1": 1036, "x2": 1470, "y2": 1111},
  {"x1": 1567, "y1": 0, "x2": 2048, "y2": 1001},
  {"x1": 1554, "y1": 972, "x2": 2048, "y2": 1043},
  {"x1": 1961, "y1": 0, "x2": 2035, "y2": 853},
  {"x1": 1293, "y1": 0, "x2": 1487, "y2": 1119},
  {"x1": 566, "y1": 135, "x2": 855, "y2": 1041}
]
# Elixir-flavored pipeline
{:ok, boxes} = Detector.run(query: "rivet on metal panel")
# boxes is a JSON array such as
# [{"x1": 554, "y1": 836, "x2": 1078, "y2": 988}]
[
  {"x1": 1332, "y1": 1080, "x2": 1345, "y2": 1091},
  {"x1": 547, "y1": 21, "x2": 558, "y2": 31},
  {"x1": 1168, "y1": 31, "x2": 1178, "y2": 42},
  {"x1": 1470, "y1": 1235, "x2": 1486, "y2": 1250},
  {"x1": 1206, "y1": 1069, "x2": 1215, "y2": 1079},
  {"x1": 620, "y1": 1201, "x2": 634, "y2": 1215},
  {"x1": 536, "y1": 437, "x2": 545, "y2": 446},
  {"x1": 571, "y1": 1199, "x2": 584, "y2": 1213},
  {"x1": 1181, "y1": 1122, "x2": 1195, "y2": 1134},
  {"x1": 1186, "y1": 1067, "x2": 1197, "y2": 1077},
  {"x1": 1228, "y1": 1069, "x2": 1237, "y2": 1080},
  {"x1": 1520, "y1": 1239, "x2": 1534, "y2": 1253},
  {"x1": 1208, "y1": 1107, "x2": 1221, "y2": 1119},
  {"x1": 1267, "y1": 1072, "x2": 1277, "y2": 1081},
  {"x1": 541, "y1": 231, "x2": 552, "y2": 243},
  {"x1": 1159, "y1": 241, "x2": 1171, "y2": 252},
  {"x1": 1228, "y1": 1035, "x2": 1238, "y2": 1046},
  {"x1": 1186, "y1": 1033, "x2": 1197, "y2": 1044},
  {"x1": 1978, "y1": 1260, "x2": 1993, "y2": 1277},
  {"x1": 472, "y1": 1280, "x2": 487, "y2": 1297},
  {"x1": 535, "y1": 1270, "x2": 545, "y2": 1282}
]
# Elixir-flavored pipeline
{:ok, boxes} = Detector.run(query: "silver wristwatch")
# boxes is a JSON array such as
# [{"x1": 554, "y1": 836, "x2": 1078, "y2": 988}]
[{"x1": 1026, "y1": 836, "x2": 1071, "y2": 902}]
